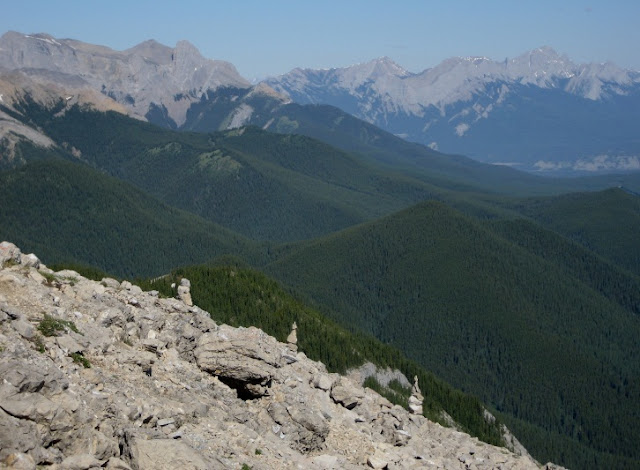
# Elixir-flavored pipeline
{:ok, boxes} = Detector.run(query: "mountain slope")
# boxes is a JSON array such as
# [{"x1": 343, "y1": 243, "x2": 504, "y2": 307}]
[
  {"x1": 263, "y1": 200, "x2": 640, "y2": 469},
  {"x1": 512, "y1": 188, "x2": 640, "y2": 277},
  {"x1": 20, "y1": 102, "x2": 450, "y2": 241},
  {"x1": 16, "y1": 95, "x2": 579, "y2": 241},
  {"x1": 265, "y1": 48, "x2": 640, "y2": 172},
  {"x1": 0, "y1": 245, "x2": 552, "y2": 469},
  {"x1": 171, "y1": 84, "x2": 640, "y2": 195},
  {"x1": 0, "y1": 157, "x2": 258, "y2": 277}
]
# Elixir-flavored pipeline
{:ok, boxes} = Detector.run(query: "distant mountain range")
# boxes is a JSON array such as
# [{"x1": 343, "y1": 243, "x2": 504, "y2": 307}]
[
  {"x1": 265, "y1": 47, "x2": 640, "y2": 173},
  {"x1": 2, "y1": 31, "x2": 639, "y2": 174}
]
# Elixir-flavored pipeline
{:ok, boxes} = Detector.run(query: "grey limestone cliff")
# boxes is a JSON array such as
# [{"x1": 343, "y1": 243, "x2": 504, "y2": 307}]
[{"x1": 0, "y1": 31, "x2": 250, "y2": 126}]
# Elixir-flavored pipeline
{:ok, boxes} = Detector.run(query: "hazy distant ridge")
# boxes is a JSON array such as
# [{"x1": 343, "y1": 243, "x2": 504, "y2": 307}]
[{"x1": 265, "y1": 47, "x2": 640, "y2": 172}]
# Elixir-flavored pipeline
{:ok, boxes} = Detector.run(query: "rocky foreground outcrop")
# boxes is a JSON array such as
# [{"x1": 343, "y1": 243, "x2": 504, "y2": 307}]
[{"x1": 0, "y1": 242, "x2": 558, "y2": 469}]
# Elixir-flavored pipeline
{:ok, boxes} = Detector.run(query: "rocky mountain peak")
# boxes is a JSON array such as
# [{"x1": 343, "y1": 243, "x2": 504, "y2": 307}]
[
  {"x1": 506, "y1": 46, "x2": 576, "y2": 83},
  {"x1": 124, "y1": 39, "x2": 173, "y2": 65},
  {"x1": 0, "y1": 32, "x2": 250, "y2": 126},
  {"x1": 0, "y1": 241, "x2": 562, "y2": 469},
  {"x1": 368, "y1": 56, "x2": 411, "y2": 78},
  {"x1": 173, "y1": 39, "x2": 203, "y2": 61}
]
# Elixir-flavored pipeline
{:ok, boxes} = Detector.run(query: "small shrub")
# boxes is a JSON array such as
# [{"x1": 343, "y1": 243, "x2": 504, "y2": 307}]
[
  {"x1": 241, "y1": 464, "x2": 252, "y2": 470},
  {"x1": 33, "y1": 335, "x2": 46, "y2": 353},
  {"x1": 38, "y1": 314, "x2": 81, "y2": 336},
  {"x1": 254, "y1": 448, "x2": 262, "y2": 455},
  {"x1": 70, "y1": 352, "x2": 91, "y2": 368},
  {"x1": 39, "y1": 270, "x2": 58, "y2": 286}
]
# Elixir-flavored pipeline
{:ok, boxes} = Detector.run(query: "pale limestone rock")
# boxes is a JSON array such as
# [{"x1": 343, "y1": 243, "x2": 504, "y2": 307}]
[
  {"x1": 286, "y1": 321, "x2": 298, "y2": 351},
  {"x1": 195, "y1": 324, "x2": 281, "y2": 397},
  {"x1": 56, "y1": 335, "x2": 84, "y2": 354},
  {"x1": 19, "y1": 253, "x2": 40, "y2": 269},
  {"x1": 105, "y1": 457, "x2": 132, "y2": 470},
  {"x1": 408, "y1": 375, "x2": 423, "y2": 416},
  {"x1": 100, "y1": 278, "x2": 120, "y2": 289},
  {"x1": 12, "y1": 320, "x2": 35, "y2": 340},
  {"x1": 367, "y1": 453, "x2": 388, "y2": 469},
  {"x1": 0, "y1": 410, "x2": 40, "y2": 462},
  {"x1": 0, "y1": 241, "x2": 21, "y2": 268},
  {"x1": 56, "y1": 453, "x2": 103, "y2": 469},
  {"x1": 27, "y1": 270, "x2": 46, "y2": 285},
  {"x1": 313, "y1": 373, "x2": 334, "y2": 391},
  {"x1": 330, "y1": 377, "x2": 364, "y2": 410},
  {"x1": 311, "y1": 454, "x2": 339, "y2": 469},
  {"x1": 176, "y1": 278, "x2": 193, "y2": 307},
  {"x1": 127, "y1": 438, "x2": 212, "y2": 470},
  {"x1": 1, "y1": 452, "x2": 36, "y2": 470}
]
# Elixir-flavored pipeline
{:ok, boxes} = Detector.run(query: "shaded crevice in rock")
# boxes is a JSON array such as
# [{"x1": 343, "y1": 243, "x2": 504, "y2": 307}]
[{"x1": 217, "y1": 376, "x2": 272, "y2": 400}]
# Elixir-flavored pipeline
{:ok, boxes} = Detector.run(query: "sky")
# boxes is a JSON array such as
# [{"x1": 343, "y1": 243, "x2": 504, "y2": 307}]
[{"x1": 2, "y1": 0, "x2": 639, "y2": 80}]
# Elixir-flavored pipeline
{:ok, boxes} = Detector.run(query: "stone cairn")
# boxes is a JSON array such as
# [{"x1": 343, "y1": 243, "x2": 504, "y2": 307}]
[
  {"x1": 408, "y1": 375, "x2": 424, "y2": 415},
  {"x1": 286, "y1": 321, "x2": 298, "y2": 351},
  {"x1": 177, "y1": 278, "x2": 193, "y2": 307}
]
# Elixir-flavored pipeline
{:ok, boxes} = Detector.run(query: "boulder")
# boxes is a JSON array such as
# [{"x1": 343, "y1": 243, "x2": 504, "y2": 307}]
[
  {"x1": 311, "y1": 454, "x2": 339, "y2": 469},
  {"x1": 12, "y1": 320, "x2": 35, "y2": 340},
  {"x1": 0, "y1": 241, "x2": 22, "y2": 268},
  {"x1": 0, "y1": 409, "x2": 40, "y2": 462},
  {"x1": 1, "y1": 452, "x2": 36, "y2": 470},
  {"x1": 126, "y1": 437, "x2": 212, "y2": 470},
  {"x1": 330, "y1": 377, "x2": 364, "y2": 410},
  {"x1": 195, "y1": 325, "x2": 282, "y2": 398},
  {"x1": 100, "y1": 278, "x2": 121, "y2": 289},
  {"x1": 105, "y1": 457, "x2": 133, "y2": 470},
  {"x1": 20, "y1": 254, "x2": 40, "y2": 269},
  {"x1": 313, "y1": 373, "x2": 334, "y2": 391},
  {"x1": 367, "y1": 453, "x2": 388, "y2": 469},
  {"x1": 57, "y1": 335, "x2": 84, "y2": 355},
  {"x1": 0, "y1": 359, "x2": 67, "y2": 394}
]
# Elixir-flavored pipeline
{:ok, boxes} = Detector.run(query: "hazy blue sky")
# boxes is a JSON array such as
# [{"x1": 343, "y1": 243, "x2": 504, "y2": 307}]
[{"x1": 2, "y1": 0, "x2": 639, "y2": 79}]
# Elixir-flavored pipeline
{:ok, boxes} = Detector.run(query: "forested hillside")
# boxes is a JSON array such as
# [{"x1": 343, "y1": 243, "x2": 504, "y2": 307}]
[
  {"x1": 263, "y1": 201, "x2": 640, "y2": 469},
  {"x1": 14, "y1": 102, "x2": 442, "y2": 241},
  {"x1": 0, "y1": 158, "x2": 259, "y2": 277},
  {"x1": 513, "y1": 188, "x2": 640, "y2": 276}
]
